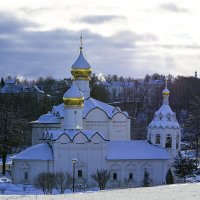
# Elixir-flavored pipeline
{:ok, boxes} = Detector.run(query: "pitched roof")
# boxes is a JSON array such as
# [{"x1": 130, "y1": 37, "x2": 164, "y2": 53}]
[
  {"x1": 106, "y1": 141, "x2": 170, "y2": 160},
  {"x1": 12, "y1": 143, "x2": 53, "y2": 160}
]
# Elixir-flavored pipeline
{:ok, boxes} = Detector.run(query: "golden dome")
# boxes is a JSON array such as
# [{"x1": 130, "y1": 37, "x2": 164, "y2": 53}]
[
  {"x1": 162, "y1": 79, "x2": 170, "y2": 96},
  {"x1": 162, "y1": 88, "x2": 170, "y2": 96},
  {"x1": 63, "y1": 97, "x2": 84, "y2": 107},
  {"x1": 71, "y1": 35, "x2": 92, "y2": 80},
  {"x1": 63, "y1": 82, "x2": 84, "y2": 107}
]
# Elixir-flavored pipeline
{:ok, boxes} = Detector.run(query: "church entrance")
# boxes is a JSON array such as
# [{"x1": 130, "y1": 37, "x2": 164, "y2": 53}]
[{"x1": 165, "y1": 169, "x2": 174, "y2": 184}]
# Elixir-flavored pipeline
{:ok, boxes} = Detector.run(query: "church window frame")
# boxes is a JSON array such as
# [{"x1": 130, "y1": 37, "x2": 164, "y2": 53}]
[
  {"x1": 165, "y1": 134, "x2": 172, "y2": 148},
  {"x1": 128, "y1": 173, "x2": 133, "y2": 180},
  {"x1": 24, "y1": 172, "x2": 28, "y2": 180},
  {"x1": 78, "y1": 170, "x2": 83, "y2": 178},
  {"x1": 113, "y1": 173, "x2": 117, "y2": 180},
  {"x1": 155, "y1": 134, "x2": 161, "y2": 144}
]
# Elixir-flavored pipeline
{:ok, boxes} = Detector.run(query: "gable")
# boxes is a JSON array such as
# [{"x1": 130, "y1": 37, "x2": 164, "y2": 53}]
[
  {"x1": 73, "y1": 132, "x2": 89, "y2": 143},
  {"x1": 85, "y1": 107, "x2": 108, "y2": 120}
]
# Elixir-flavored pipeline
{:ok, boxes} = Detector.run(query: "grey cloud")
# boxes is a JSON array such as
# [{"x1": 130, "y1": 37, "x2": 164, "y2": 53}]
[
  {"x1": 0, "y1": 11, "x2": 188, "y2": 79},
  {"x1": 77, "y1": 15, "x2": 126, "y2": 24},
  {"x1": 159, "y1": 3, "x2": 188, "y2": 13},
  {"x1": 0, "y1": 12, "x2": 37, "y2": 34}
]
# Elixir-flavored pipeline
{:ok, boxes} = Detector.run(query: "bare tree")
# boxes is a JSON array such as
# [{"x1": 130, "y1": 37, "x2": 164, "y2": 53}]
[
  {"x1": 54, "y1": 172, "x2": 72, "y2": 194},
  {"x1": 91, "y1": 169, "x2": 110, "y2": 190},
  {"x1": 34, "y1": 172, "x2": 56, "y2": 194}
]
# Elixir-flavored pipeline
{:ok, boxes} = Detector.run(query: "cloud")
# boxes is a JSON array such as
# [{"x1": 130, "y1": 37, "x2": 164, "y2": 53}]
[
  {"x1": 0, "y1": 11, "x2": 38, "y2": 34},
  {"x1": 76, "y1": 15, "x2": 126, "y2": 24},
  {"x1": 159, "y1": 3, "x2": 188, "y2": 13},
  {"x1": 0, "y1": 11, "x2": 157, "y2": 79},
  {"x1": 0, "y1": 11, "x2": 197, "y2": 80}
]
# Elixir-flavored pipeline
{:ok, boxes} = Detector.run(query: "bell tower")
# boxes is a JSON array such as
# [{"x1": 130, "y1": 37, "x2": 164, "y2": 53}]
[{"x1": 147, "y1": 80, "x2": 181, "y2": 158}]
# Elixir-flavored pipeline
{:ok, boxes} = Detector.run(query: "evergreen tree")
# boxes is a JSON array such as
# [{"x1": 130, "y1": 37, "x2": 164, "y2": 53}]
[
  {"x1": 185, "y1": 96, "x2": 200, "y2": 158},
  {"x1": 142, "y1": 169, "x2": 151, "y2": 187},
  {"x1": 0, "y1": 77, "x2": 5, "y2": 87},
  {"x1": 173, "y1": 152, "x2": 197, "y2": 183}
]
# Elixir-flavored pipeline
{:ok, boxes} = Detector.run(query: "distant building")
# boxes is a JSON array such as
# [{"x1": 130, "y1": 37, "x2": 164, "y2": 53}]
[{"x1": 0, "y1": 79, "x2": 45, "y2": 95}]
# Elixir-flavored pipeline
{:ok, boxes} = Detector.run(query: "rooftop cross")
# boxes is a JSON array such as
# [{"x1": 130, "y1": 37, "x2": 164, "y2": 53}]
[{"x1": 80, "y1": 33, "x2": 83, "y2": 50}]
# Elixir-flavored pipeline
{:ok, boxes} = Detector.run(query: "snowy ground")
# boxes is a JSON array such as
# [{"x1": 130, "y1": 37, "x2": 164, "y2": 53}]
[{"x1": 0, "y1": 183, "x2": 200, "y2": 200}]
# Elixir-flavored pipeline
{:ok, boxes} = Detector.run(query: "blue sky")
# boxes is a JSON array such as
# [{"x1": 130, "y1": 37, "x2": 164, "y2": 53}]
[{"x1": 0, "y1": 0, "x2": 199, "y2": 79}]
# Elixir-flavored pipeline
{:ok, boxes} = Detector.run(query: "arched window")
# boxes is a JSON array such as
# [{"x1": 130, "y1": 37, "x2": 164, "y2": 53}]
[
  {"x1": 165, "y1": 134, "x2": 172, "y2": 148},
  {"x1": 176, "y1": 134, "x2": 179, "y2": 149},
  {"x1": 155, "y1": 134, "x2": 160, "y2": 144}
]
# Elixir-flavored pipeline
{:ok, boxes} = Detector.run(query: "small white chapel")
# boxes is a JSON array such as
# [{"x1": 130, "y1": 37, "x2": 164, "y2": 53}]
[{"x1": 12, "y1": 37, "x2": 181, "y2": 188}]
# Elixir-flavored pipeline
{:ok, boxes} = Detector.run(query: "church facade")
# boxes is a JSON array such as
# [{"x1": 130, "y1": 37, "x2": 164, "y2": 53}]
[{"x1": 12, "y1": 39, "x2": 181, "y2": 188}]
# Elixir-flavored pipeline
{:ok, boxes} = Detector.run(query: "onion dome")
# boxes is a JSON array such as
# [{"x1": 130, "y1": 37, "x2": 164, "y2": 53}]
[
  {"x1": 71, "y1": 35, "x2": 92, "y2": 80},
  {"x1": 63, "y1": 82, "x2": 84, "y2": 107},
  {"x1": 162, "y1": 79, "x2": 170, "y2": 96}
]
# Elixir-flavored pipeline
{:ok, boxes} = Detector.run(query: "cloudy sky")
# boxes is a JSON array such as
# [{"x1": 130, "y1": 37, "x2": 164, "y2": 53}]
[{"x1": 0, "y1": 0, "x2": 199, "y2": 79}]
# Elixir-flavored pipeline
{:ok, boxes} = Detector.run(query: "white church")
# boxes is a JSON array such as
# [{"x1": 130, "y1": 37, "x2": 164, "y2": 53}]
[{"x1": 12, "y1": 39, "x2": 181, "y2": 188}]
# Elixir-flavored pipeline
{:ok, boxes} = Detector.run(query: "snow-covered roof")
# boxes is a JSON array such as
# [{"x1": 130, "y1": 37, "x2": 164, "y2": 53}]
[
  {"x1": 106, "y1": 141, "x2": 170, "y2": 160},
  {"x1": 149, "y1": 105, "x2": 180, "y2": 129},
  {"x1": 33, "y1": 97, "x2": 128, "y2": 123},
  {"x1": 5, "y1": 79, "x2": 16, "y2": 84},
  {"x1": 63, "y1": 81, "x2": 83, "y2": 99},
  {"x1": 0, "y1": 82, "x2": 45, "y2": 94},
  {"x1": 34, "y1": 85, "x2": 45, "y2": 93},
  {"x1": 12, "y1": 143, "x2": 53, "y2": 160},
  {"x1": 32, "y1": 113, "x2": 60, "y2": 124},
  {"x1": 71, "y1": 50, "x2": 91, "y2": 69},
  {"x1": 41, "y1": 129, "x2": 108, "y2": 141},
  {"x1": 83, "y1": 98, "x2": 123, "y2": 118}
]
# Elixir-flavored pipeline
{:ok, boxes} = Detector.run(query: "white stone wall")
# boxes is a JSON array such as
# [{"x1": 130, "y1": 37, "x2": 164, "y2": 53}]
[
  {"x1": 52, "y1": 133, "x2": 107, "y2": 187},
  {"x1": 12, "y1": 160, "x2": 54, "y2": 184},
  {"x1": 84, "y1": 108, "x2": 130, "y2": 141},
  {"x1": 106, "y1": 160, "x2": 169, "y2": 188}
]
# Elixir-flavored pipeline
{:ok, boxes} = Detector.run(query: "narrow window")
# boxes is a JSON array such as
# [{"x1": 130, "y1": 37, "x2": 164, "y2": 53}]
[
  {"x1": 78, "y1": 170, "x2": 82, "y2": 178},
  {"x1": 113, "y1": 173, "x2": 117, "y2": 180},
  {"x1": 129, "y1": 173, "x2": 133, "y2": 180},
  {"x1": 155, "y1": 134, "x2": 160, "y2": 144},
  {"x1": 24, "y1": 172, "x2": 28, "y2": 180},
  {"x1": 165, "y1": 134, "x2": 172, "y2": 148}
]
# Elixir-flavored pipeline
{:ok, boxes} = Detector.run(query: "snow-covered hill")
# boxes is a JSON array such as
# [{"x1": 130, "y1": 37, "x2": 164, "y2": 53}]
[{"x1": 1, "y1": 183, "x2": 200, "y2": 200}]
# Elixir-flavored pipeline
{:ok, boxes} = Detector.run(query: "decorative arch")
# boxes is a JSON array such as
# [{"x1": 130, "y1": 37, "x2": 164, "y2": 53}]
[
  {"x1": 90, "y1": 132, "x2": 107, "y2": 142},
  {"x1": 72, "y1": 131, "x2": 90, "y2": 143},
  {"x1": 112, "y1": 112, "x2": 128, "y2": 120},
  {"x1": 57, "y1": 133, "x2": 71, "y2": 143},
  {"x1": 84, "y1": 107, "x2": 110, "y2": 119},
  {"x1": 20, "y1": 162, "x2": 31, "y2": 184}
]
